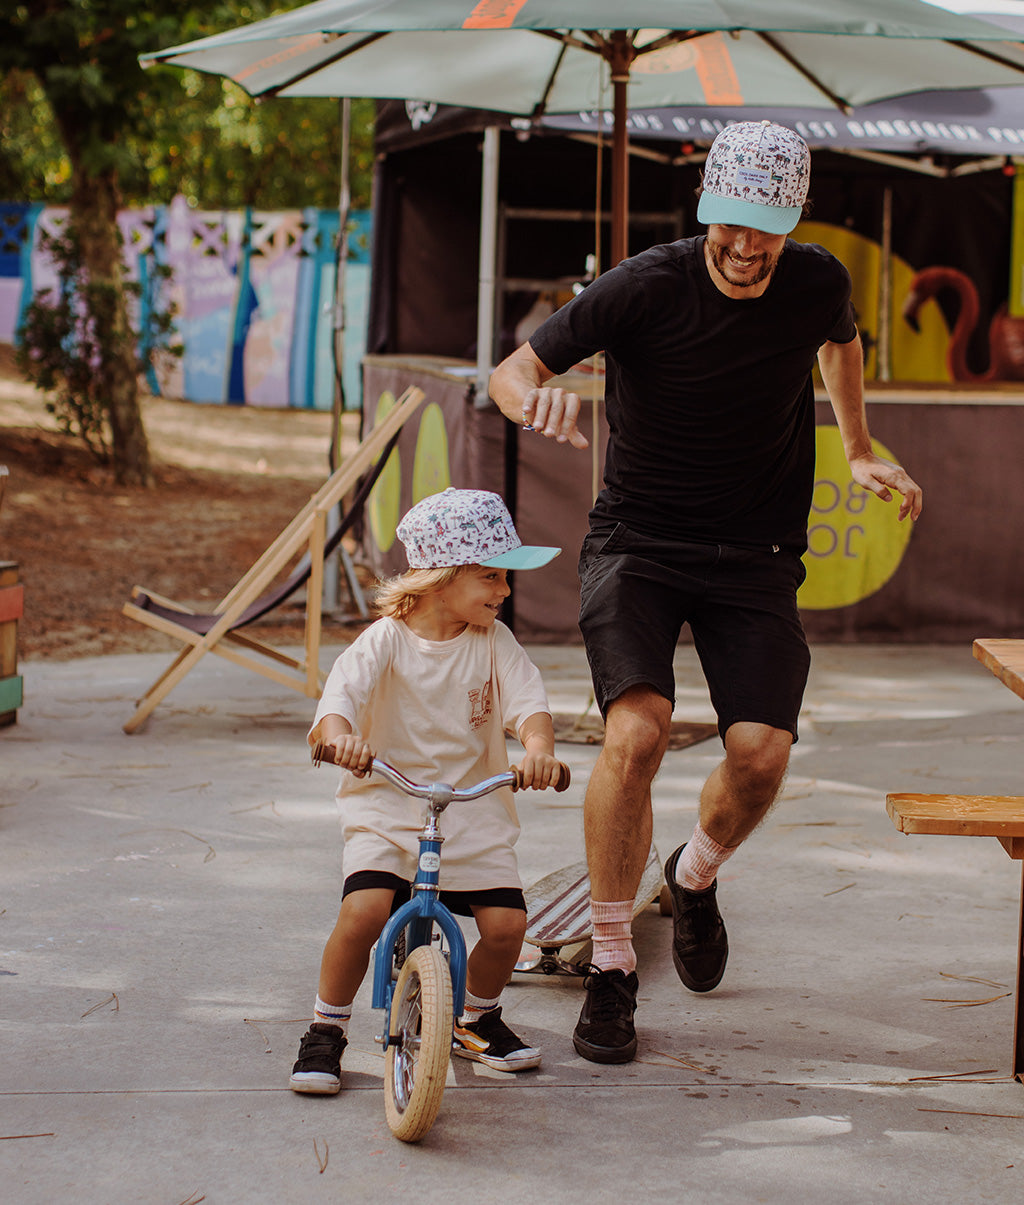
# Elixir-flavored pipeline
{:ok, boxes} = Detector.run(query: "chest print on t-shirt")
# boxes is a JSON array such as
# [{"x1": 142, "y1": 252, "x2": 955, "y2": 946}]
[{"x1": 467, "y1": 681, "x2": 493, "y2": 730}]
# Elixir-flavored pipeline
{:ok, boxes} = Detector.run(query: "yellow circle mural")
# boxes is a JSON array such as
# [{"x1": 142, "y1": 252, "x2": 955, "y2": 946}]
[
  {"x1": 794, "y1": 221, "x2": 951, "y2": 383},
  {"x1": 367, "y1": 391, "x2": 402, "y2": 553},
  {"x1": 411, "y1": 402, "x2": 451, "y2": 503},
  {"x1": 798, "y1": 426, "x2": 914, "y2": 611}
]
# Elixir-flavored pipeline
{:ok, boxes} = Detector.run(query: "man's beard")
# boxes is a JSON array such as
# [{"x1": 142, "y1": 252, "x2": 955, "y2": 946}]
[{"x1": 708, "y1": 240, "x2": 783, "y2": 288}]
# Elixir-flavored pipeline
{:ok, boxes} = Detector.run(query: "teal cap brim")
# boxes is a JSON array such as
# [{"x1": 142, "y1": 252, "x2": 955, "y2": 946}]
[
  {"x1": 697, "y1": 190, "x2": 801, "y2": 235},
  {"x1": 482, "y1": 546, "x2": 561, "y2": 570}
]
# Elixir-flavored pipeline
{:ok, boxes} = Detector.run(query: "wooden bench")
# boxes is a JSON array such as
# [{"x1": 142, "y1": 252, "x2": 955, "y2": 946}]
[
  {"x1": 0, "y1": 559, "x2": 24, "y2": 728},
  {"x1": 887, "y1": 792, "x2": 1024, "y2": 1080}
]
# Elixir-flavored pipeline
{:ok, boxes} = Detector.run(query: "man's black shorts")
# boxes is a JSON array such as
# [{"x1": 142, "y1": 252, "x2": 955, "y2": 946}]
[
  {"x1": 578, "y1": 523, "x2": 811, "y2": 742},
  {"x1": 343, "y1": 870, "x2": 526, "y2": 916}
]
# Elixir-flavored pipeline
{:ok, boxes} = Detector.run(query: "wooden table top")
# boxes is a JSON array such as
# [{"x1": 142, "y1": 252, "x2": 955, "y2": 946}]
[{"x1": 973, "y1": 638, "x2": 1024, "y2": 702}]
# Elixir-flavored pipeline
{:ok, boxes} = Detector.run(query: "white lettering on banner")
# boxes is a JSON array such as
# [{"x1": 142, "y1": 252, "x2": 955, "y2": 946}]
[{"x1": 806, "y1": 478, "x2": 869, "y2": 560}]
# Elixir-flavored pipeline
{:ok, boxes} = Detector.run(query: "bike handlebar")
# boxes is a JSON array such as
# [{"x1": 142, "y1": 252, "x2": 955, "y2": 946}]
[{"x1": 310, "y1": 742, "x2": 571, "y2": 796}]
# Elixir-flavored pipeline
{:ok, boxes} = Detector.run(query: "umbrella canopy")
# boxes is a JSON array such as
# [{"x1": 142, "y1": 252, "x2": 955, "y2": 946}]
[
  {"x1": 143, "y1": 0, "x2": 1024, "y2": 263},
  {"x1": 539, "y1": 86, "x2": 1024, "y2": 168}
]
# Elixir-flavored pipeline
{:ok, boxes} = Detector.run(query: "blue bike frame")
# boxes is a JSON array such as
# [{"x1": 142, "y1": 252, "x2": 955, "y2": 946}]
[{"x1": 361, "y1": 759, "x2": 518, "y2": 1041}]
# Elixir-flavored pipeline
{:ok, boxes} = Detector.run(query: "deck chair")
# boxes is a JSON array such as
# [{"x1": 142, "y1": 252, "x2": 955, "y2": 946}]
[{"x1": 122, "y1": 385, "x2": 425, "y2": 734}]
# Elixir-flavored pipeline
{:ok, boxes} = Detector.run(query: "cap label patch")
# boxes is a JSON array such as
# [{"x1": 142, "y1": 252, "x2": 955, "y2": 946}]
[{"x1": 736, "y1": 166, "x2": 770, "y2": 188}]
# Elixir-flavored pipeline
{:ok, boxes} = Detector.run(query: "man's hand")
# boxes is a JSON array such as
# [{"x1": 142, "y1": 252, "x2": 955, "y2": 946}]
[
  {"x1": 521, "y1": 386, "x2": 590, "y2": 449},
  {"x1": 849, "y1": 453, "x2": 923, "y2": 522},
  {"x1": 490, "y1": 343, "x2": 590, "y2": 449}
]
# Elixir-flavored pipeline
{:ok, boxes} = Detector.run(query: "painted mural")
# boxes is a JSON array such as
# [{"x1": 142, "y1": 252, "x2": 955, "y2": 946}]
[{"x1": 0, "y1": 198, "x2": 370, "y2": 412}]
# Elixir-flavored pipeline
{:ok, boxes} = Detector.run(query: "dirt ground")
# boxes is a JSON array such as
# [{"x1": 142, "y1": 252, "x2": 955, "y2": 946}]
[{"x1": 0, "y1": 344, "x2": 374, "y2": 662}]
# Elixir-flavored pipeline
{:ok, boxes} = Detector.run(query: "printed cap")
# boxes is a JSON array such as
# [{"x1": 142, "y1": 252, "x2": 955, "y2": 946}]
[
  {"x1": 397, "y1": 488, "x2": 560, "y2": 571},
  {"x1": 697, "y1": 121, "x2": 810, "y2": 235}
]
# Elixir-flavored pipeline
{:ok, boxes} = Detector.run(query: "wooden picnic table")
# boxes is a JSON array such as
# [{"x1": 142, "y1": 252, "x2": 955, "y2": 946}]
[{"x1": 886, "y1": 638, "x2": 1024, "y2": 1079}]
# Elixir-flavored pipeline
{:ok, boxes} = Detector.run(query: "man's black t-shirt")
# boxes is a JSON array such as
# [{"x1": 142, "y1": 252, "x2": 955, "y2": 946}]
[{"x1": 528, "y1": 236, "x2": 857, "y2": 554}]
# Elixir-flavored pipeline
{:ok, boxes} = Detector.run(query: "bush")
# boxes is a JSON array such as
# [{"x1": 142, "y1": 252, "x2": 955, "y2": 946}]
[{"x1": 16, "y1": 218, "x2": 180, "y2": 465}]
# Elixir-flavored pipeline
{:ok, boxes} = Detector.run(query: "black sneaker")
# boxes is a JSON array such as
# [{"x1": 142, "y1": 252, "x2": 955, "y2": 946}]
[
  {"x1": 289, "y1": 1023, "x2": 347, "y2": 1094},
  {"x1": 664, "y1": 844, "x2": 729, "y2": 993},
  {"x1": 572, "y1": 967, "x2": 639, "y2": 1064},
  {"x1": 453, "y1": 1006, "x2": 541, "y2": 1072}
]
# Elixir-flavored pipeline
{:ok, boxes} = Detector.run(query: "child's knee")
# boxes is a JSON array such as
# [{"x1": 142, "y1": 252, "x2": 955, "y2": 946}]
[
  {"x1": 477, "y1": 907, "x2": 527, "y2": 948},
  {"x1": 338, "y1": 890, "x2": 393, "y2": 944}
]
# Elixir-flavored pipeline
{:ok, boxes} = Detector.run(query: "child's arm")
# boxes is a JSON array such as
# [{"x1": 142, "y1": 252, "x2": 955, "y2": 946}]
[
  {"x1": 515, "y1": 711, "x2": 563, "y2": 790},
  {"x1": 309, "y1": 712, "x2": 375, "y2": 778}
]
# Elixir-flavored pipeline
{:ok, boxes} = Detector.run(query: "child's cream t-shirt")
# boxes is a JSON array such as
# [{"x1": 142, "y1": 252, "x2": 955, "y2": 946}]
[{"x1": 311, "y1": 617, "x2": 551, "y2": 890}]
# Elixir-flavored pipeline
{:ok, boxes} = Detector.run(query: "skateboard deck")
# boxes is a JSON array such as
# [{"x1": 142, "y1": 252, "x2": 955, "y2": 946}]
[{"x1": 515, "y1": 846, "x2": 666, "y2": 976}]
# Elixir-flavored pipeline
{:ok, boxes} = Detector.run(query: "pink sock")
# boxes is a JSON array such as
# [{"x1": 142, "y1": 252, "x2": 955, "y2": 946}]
[
  {"x1": 590, "y1": 899, "x2": 636, "y2": 973},
  {"x1": 674, "y1": 823, "x2": 737, "y2": 892}
]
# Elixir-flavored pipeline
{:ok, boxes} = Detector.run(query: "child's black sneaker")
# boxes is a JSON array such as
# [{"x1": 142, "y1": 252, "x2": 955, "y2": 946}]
[
  {"x1": 453, "y1": 1006, "x2": 541, "y2": 1072},
  {"x1": 289, "y1": 1023, "x2": 347, "y2": 1094}
]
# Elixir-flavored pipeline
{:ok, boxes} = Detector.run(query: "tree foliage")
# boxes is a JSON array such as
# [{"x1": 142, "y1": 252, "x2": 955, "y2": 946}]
[
  {"x1": 0, "y1": 2, "x2": 376, "y2": 485},
  {"x1": 0, "y1": 4, "x2": 376, "y2": 211}
]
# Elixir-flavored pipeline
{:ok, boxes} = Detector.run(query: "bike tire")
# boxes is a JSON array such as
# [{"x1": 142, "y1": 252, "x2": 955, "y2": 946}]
[{"x1": 384, "y1": 944, "x2": 453, "y2": 1143}]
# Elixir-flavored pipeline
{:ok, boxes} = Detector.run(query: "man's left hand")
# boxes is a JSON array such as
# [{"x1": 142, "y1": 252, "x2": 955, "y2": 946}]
[{"x1": 849, "y1": 453, "x2": 923, "y2": 522}]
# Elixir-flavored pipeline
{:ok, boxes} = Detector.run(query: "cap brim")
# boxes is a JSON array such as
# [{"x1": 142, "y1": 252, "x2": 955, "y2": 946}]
[
  {"x1": 697, "y1": 191, "x2": 801, "y2": 235},
  {"x1": 481, "y1": 546, "x2": 561, "y2": 570}
]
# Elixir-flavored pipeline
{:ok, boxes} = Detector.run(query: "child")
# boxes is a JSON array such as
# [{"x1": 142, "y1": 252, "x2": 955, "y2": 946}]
[{"x1": 290, "y1": 487, "x2": 564, "y2": 1094}]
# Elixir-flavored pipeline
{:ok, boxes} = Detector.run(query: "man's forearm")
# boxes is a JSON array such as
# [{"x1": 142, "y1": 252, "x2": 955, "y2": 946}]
[{"x1": 818, "y1": 335, "x2": 872, "y2": 462}]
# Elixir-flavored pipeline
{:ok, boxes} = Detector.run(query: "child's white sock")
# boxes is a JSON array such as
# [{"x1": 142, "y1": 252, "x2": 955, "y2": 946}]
[
  {"x1": 674, "y1": 823, "x2": 737, "y2": 892},
  {"x1": 589, "y1": 899, "x2": 637, "y2": 973},
  {"x1": 459, "y1": 989, "x2": 501, "y2": 1026},
  {"x1": 314, "y1": 995, "x2": 351, "y2": 1033}
]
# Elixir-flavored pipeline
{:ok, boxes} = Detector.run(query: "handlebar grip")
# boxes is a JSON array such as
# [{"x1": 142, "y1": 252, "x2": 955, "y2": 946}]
[
  {"x1": 311, "y1": 740, "x2": 335, "y2": 767},
  {"x1": 509, "y1": 762, "x2": 572, "y2": 792}
]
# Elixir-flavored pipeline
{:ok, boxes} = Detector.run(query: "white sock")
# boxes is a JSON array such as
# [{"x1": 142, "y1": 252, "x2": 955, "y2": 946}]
[
  {"x1": 675, "y1": 823, "x2": 737, "y2": 892},
  {"x1": 314, "y1": 995, "x2": 351, "y2": 1033},
  {"x1": 459, "y1": 989, "x2": 501, "y2": 1026}
]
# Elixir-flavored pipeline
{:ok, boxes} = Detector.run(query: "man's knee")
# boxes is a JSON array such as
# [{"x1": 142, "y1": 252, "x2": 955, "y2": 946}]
[
  {"x1": 602, "y1": 686, "x2": 673, "y2": 774},
  {"x1": 723, "y1": 723, "x2": 792, "y2": 800}
]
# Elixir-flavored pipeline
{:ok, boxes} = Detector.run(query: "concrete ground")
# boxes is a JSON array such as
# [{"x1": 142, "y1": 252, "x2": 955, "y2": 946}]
[{"x1": 3, "y1": 642, "x2": 1024, "y2": 1203}]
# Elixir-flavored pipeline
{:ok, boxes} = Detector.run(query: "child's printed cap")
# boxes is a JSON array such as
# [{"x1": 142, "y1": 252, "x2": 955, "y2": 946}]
[{"x1": 397, "y1": 488, "x2": 560, "y2": 571}]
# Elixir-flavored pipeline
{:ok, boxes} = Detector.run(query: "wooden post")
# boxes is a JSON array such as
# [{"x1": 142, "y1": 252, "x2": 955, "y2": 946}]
[{"x1": 0, "y1": 561, "x2": 24, "y2": 727}]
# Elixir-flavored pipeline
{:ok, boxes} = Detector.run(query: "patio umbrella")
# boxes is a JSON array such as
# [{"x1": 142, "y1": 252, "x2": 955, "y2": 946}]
[{"x1": 142, "y1": 0, "x2": 1024, "y2": 264}]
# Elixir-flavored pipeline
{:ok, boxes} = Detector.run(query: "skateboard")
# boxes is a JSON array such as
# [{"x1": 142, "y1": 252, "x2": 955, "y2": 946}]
[{"x1": 515, "y1": 846, "x2": 670, "y2": 977}]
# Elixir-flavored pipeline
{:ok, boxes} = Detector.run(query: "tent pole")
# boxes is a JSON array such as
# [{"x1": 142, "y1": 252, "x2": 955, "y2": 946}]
[
  {"x1": 878, "y1": 184, "x2": 893, "y2": 382},
  {"x1": 475, "y1": 125, "x2": 501, "y2": 407}
]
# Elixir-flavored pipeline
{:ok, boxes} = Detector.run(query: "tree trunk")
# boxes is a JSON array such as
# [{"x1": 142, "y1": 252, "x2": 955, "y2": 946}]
[{"x1": 67, "y1": 165, "x2": 153, "y2": 487}]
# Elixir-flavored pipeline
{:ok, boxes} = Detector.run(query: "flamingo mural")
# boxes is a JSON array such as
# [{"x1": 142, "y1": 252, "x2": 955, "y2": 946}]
[{"x1": 902, "y1": 266, "x2": 1024, "y2": 383}]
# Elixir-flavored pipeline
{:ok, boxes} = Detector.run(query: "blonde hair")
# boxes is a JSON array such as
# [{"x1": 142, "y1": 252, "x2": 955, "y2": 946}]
[{"x1": 374, "y1": 564, "x2": 467, "y2": 621}]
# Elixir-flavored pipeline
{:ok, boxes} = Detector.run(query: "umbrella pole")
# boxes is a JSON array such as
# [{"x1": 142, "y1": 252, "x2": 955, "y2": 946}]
[{"x1": 609, "y1": 32, "x2": 634, "y2": 266}]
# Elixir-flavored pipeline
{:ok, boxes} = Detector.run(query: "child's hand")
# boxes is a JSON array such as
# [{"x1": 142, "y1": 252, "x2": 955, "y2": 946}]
[
  {"x1": 328, "y1": 734, "x2": 375, "y2": 778},
  {"x1": 515, "y1": 752, "x2": 564, "y2": 791}
]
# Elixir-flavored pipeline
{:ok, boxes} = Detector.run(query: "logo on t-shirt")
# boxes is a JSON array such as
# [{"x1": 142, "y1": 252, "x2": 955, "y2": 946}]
[{"x1": 468, "y1": 682, "x2": 493, "y2": 730}]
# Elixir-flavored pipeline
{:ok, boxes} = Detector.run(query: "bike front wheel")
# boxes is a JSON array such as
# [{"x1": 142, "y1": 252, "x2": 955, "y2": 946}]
[{"x1": 384, "y1": 943, "x2": 453, "y2": 1142}]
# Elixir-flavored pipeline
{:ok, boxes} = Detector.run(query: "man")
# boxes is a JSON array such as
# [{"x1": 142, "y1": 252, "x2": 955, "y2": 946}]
[{"x1": 488, "y1": 121, "x2": 923, "y2": 1065}]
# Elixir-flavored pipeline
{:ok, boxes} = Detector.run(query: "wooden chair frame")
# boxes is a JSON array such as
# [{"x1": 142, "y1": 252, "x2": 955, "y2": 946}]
[{"x1": 122, "y1": 386, "x2": 425, "y2": 733}]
